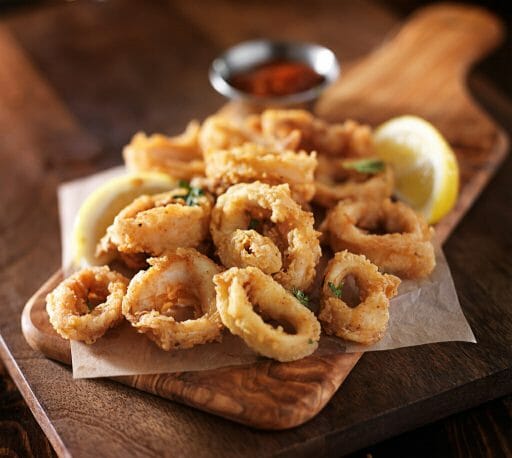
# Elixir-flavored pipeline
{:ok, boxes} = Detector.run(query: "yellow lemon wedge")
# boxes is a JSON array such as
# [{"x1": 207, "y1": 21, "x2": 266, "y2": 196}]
[
  {"x1": 72, "y1": 172, "x2": 176, "y2": 267},
  {"x1": 374, "y1": 115, "x2": 459, "y2": 224}
]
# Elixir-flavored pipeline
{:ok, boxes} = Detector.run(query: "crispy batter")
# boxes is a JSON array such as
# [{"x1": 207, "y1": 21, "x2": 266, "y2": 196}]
[
  {"x1": 199, "y1": 113, "x2": 301, "y2": 155},
  {"x1": 321, "y1": 198, "x2": 436, "y2": 278},
  {"x1": 214, "y1": 266, "x2": 321, "y2": 362},
  {"x1": 211, "y1": 182, "x2": 321, "y2": 290},
  {"x1": 259, "y1": 109, "x2": 374, "y2": 157},
  {"x1": 97, "y1": 188, "x2": 212, "y2": 258},
  {"x1": 314, "y1": 156, "x2": 394, "y2": 207},
  {"x1": 319, "y1": 251, "x2": 400, "y2": 344},
  {"x1": 123, "y1": 122, "x2": 204, "y2": 180},
  {"x1": 122, "y1": 248, "x2": 223, "y2": 350},
  {"x1": 203, "y1": 143, "x2": 317, "y2": 204},
  {"x1": 46, "y1": 266, "x2": 128, "y2": 344}
]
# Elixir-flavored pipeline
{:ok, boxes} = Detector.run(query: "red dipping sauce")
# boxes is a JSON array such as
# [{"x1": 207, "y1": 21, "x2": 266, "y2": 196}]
[{"x1": 229, "y1": 60, "x2": 325, "y2": 97}]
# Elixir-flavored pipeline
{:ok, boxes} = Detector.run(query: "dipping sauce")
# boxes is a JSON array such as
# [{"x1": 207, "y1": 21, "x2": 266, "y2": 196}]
[{"x1": 229, "y1": 60, "x2": 325, "y2": 97}]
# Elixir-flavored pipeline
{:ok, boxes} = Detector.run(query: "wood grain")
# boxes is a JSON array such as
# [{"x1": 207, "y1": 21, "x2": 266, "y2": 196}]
[{"x1": 1, "y1": 1, "x2": 512, "y2": 456}]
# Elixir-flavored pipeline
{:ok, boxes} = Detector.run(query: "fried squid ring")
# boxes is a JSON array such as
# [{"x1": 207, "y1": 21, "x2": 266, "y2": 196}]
[
  {"x1": 123, "y1": 122, "x2": 205, "y2": 180},
  {"x1": 214, "y1": 267, "x2": 321, "y2": 361},
  {"x1": 321, "y1": 198, "x2": 436, "y2": 279},
  {"x1": 211, "y1": 182, "x2": 321, "y2": 290},
  {"x1": 97, "y1": 188, "x2": 212, "y2": 258},
  {"x1": 46, "y1": 266, "x2": 128, "y2": 344},
  {"x1": 319, "y1": 251, "x2": 400, "y2": 345},
  {"x1": 314, "y1": 156, "x2": 394, "y2": 207},
  {"x1": 259, "y1": 109, "x2": 374, "y2": 157},
  {"x1": 199, "y1": 113, "x2": 301, "y2": 156},
  {"x1": 204, "y1": 143, "x2": 317, "y2": 204},
  {"x1": 122, "y1": 248, "x2": 223, "y2": 350},
  {"x1": 199, "y1": 115, "x2": 254, "y2": 154}
]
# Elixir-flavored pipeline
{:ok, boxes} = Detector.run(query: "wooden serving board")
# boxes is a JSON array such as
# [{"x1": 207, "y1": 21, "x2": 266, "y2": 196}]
[{"x1": 20, "y1": 3, "x2": 508, "y2": 432}]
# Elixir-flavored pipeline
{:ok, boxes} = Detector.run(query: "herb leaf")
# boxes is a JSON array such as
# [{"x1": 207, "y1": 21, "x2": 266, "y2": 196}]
[
  {"x1": 248, "y1": 218, "x2": 260, "y2": 230},
  {"x1": 177, "y1": 180, "x2": 205, "y2": 206},
  {"x1": 292, "y1": 288, "x2": 311, "y2": 307},
  {"x1": 342, "y1": 158, "x2": 385, "y2": 174},
  {"x1": 328, "y1": 281, "x2": 344, "y2": 299}
]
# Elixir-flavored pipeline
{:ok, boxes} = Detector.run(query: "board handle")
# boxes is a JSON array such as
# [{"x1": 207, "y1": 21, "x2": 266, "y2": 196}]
[
  {"x1": 316, "y1": 4, "x2": 505, "y2": 146},
  {"x1": 384, "y1": 4, "x2": 503, "y2": 72}
]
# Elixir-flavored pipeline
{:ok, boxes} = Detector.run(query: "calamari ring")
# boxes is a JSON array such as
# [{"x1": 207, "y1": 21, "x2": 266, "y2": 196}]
[
  {"x1": 46, "y1": 266, "x2": 128, "y2": 344},
  {"x1": 123, "y1": 123, "x2": 205, "y2": 180},
  {"x1": 199, "y1": 115, "x2": 254, "y2": 154},
  {"x1": 97, "y1": 187, "x2": 212, "y2": 257},
  {"x1": 198, "y1": 114, "x2": 301, "y2": 156},
  {"x1": 314, "y1": 156, "x2": 394, "y2": 207},
  {"x1": 214, "y1": 266, "x2": 321, "y2": 361},
  {"x1": 211, "y1": 182, "x2": 321, "y2": 290},
  {"x1": 319, "y1": 251, "x2": 400, "y2": 345},
  {"x1": 321, "y1": 198, "x2": 436, "y2": 279},
  {"x1": 122, "y1": 248, "x2": 223, "y2": 350},
  {"x1": 259, "y1": 109, "x2": 374, "y2": 157},
  {"x1": 204, "y1": 143, "x2": 317, "y2": 204}
]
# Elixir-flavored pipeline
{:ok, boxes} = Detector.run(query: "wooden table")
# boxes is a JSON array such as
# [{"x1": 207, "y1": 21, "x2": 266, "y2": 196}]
[{"x1": 1, "y1": 1, "x2": 511, "y2": 456}]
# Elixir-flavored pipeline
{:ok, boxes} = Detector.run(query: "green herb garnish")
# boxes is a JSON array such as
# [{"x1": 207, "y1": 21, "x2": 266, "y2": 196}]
[
  {"x1": 248, "y1": 218, "x2": 260, "y2": 230},
  {"x1": 177, "y1": 180, "x2": 205, "y2": 206},
  {"x1": 308, "y1": 339, "x2": 314, "y2": 344},
  {"x1": 292, "y1": 288, "x2": 311, "y2": 307},
  {"x1": 328, "y1": 281, "x2": 344, "y2": 299},
  {"x1": 342, "y1": 158, "x2": 385, "y2": 174}
]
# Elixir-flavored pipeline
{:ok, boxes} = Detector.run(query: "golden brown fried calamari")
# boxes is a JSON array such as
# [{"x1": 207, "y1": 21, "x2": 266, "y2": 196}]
[
  {"x1": 214, "y1": 266, "x2": 321, "y2": 362},
  {"x1": 124, "y1": 122, "x2": 204, "y2": 180},
  {"x1": 321, "y1": 198, "x2": 435, "y2": 279},
  {"x1": 46, "y1": 266, "x2": 128, "y2": 344},
  {"x1": 314, "y1": 156, "x2": 394, "y2": 207},
  {"x1": 319, "y1": 251, "x2": 400, "y2": 344},
  {"x1": 204, "y1": 143, "x2": 317, "y2": 204},
  {"x1": 122, "y1": 248, "x2": 223, "y2": 350},
  {"x1": 97, "y1": 188, "x2": 212, "y2": 259},
  {"x1": 211, "y1": 182, "x2": 321, "y2": 291}
]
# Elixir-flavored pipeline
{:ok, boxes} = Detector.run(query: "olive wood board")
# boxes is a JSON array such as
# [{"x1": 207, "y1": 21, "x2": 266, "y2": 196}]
[{"x1": 19, "y1": 4, "x2": 509, "y2": 432}]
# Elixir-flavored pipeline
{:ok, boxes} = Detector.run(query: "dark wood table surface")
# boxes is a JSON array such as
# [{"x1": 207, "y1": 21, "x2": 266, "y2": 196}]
[{"x1": 1, "y1": 0, "x2": 511, "y2": 456}]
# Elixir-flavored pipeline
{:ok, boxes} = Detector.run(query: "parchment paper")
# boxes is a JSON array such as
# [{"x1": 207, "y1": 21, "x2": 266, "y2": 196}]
[{"x1": 59, "y1": 168, "x2": 476, "y2": 379}]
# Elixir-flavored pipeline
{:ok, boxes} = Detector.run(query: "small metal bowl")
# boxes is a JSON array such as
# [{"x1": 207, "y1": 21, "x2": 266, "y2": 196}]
[{"x1": 209, "y1": 40, "x2": 340, "y2": 105}]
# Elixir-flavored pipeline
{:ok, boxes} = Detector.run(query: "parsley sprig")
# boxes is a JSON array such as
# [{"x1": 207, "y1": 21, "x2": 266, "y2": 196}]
[
  {"x1": 342, "y1": 158, "x2": 385, "y2": 174},
  {"x1": 292, "y1": 288, "x2": 311, "y2": 307},
  {"x1": 177, "y1": 180, "x2": 205, "y2": 206},
  {"x1": 328, "y1": 281, "x2": 344, "y2": 299}
]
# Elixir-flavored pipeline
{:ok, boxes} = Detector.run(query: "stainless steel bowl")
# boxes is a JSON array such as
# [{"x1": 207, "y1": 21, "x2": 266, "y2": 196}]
[{"x1": 209, "y1": 40, "x2": 340, "y2": 105}]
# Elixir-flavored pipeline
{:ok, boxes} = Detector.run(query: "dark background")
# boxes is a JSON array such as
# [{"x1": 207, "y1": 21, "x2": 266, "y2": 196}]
[{"x1": 0, "y1": 1, "x2": 510, "y2": 457}]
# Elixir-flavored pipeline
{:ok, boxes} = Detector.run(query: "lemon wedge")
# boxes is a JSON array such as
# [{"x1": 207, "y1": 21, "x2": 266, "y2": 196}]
[
  {"x1": 72, "y1": 172, "x2": 176, "y2": 267},
  {"x1": 374, "y1": 115, "x2": 459, "y2": 224}
]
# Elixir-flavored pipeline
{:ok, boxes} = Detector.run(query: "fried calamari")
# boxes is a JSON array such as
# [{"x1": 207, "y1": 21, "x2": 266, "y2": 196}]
[
  {"x1": 321, "y1": 198, "x2": 436, "y2": 278},
  {"x1": 97, "y1": 187, "x2": 212, "y2": 259},
  {"x1": 314, "y1": 156, "x2": 394, "y2": 207},
  {"x1": 319, "y1": 251, "x2": 400, "y2": 344},
  {"x1": 258, "y1": 109, "x2": 374, "y2": 157},
  {"x1": 122, "y1": 248, "x2": 223, "y2": 350},
  {"x1": 124, "y1": 122, "x2": 204, "y2": 180},
  {"x1": 211, "y1": 182, "x2": 321, "y2": 290},
  {"x1": 46, "y1": 266, "x2": 128, "y2": 344},
  {"x1": 214, "y1": 266, "x2": 321, "y2": 361},
  {"x1": 203, "y1": 143, "x2": 317, "y2": 204}
]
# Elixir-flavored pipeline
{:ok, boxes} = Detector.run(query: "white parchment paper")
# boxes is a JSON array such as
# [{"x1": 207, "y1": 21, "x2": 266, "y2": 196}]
[{"x1": 59, "y1": 168, "x2": 476, "y2": 379}]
